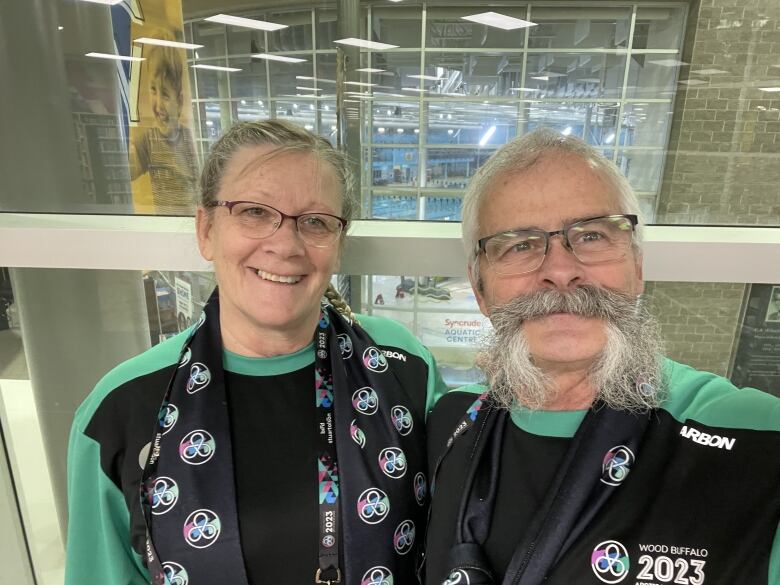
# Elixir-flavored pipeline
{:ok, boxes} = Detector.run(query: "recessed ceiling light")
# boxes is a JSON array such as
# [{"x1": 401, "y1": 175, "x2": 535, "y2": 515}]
[
  {"x1": 134, "y1": 37, "x2": 203, "y2": 50},
  {"x1": 192, "y1": 64, "x2": 241, "y2": 72},
  {"x1": 296, "y1": 75, "x2": 336, "y2": 84},
  {"x1": 758, "y1": 87, "x2": 780, "y2": 92},
  {"x1": 531, "y1": 76, "x2": 549, "y2": 81},
  {"x1": 691, "y1": 68, "x2": 729, "y2": 75},
  {"x1": 679, "y1": 79, "x2": 706, "y2": 86},
  {"x1": 509, "y1": 87, "x2": 540, "y2": 92},
  {"x1": 461, "y1": 12, "x2": 536, "y2": 31},
  {"x1": 86, "y1": 52, "x2": 145, "y2": 62},
  {"x1": 356, "y1": 68, "x2": 386, "y2": 73},
  {"x1": 334, "y1": 38, "x2": 398, "y2": 50},
  {"x1": 402, "y1": 87, "x2": 427, "y2": 92},
  {"x1": 58, "y1": 26, "x2": 64, "y2": 30},
  {"x1": 648, "y1": 59, "x2": 689, "y2": 67},
  {"x1": 408, "y1": 74, "x2": 442, "y2": 80},
  {"x1": 254, "y1": 53, "x2": 307, "y2": 63},
  {"x1": 80, "y1": 0, "x2": 122, "y2": 4},
  {"x1": 345, "y1": 81, "x2": 375, "y2": 87},
  {"x1": 204, "y1": 14, "x2": 287, "y2": 31},
  {"x1": 296, "y1": 86, "x2": 322, "y2": 91}
]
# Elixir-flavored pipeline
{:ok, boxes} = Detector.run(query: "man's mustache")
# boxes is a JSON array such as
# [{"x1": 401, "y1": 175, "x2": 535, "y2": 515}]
[{"x1": 489, "y1": 285, "x2": 639, "y2": 326}]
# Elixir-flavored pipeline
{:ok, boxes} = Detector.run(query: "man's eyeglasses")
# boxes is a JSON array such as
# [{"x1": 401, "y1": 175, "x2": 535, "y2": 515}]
[
  {"x1": 477, "y1": 214, "x2": 639, "y2": 276},
  {"x1": 206, "y1": 200, "x2": 347, "y2": 248}
]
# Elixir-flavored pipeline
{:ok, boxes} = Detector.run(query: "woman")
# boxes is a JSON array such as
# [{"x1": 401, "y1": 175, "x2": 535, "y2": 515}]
[{"x1": 66, "y1": 120, "x2": 447, "y2": 585}]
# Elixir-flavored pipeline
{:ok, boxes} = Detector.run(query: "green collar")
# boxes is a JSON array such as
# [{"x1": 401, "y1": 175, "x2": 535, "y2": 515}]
[
  {"x1": 222, "y1": 342, "x2": 315, "y2": 376},
  {"x1": 510, "y1": 407, "x2": 587, "y2": 438}
]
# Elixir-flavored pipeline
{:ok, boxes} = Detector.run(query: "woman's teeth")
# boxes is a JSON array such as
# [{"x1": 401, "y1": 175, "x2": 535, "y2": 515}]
[{"x1": 256, "y1": 269, "x2": 302, "y2": 284}]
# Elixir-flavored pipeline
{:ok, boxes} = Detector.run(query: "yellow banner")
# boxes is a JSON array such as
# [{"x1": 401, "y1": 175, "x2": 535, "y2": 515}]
[{"x1": 129, "y1": 0, "x2": 198, "y2": 215}]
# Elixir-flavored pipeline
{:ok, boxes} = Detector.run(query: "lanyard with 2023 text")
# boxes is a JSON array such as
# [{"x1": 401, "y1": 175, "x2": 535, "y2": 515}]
[{"x1": 315, "y1": 317, "x2": 342, "y2": 584}]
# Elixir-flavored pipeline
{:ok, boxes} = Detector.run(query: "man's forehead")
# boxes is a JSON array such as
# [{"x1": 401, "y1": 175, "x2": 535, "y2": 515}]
[{"x1": 479, "y1": 168, "x2": 623, "y2": 231}]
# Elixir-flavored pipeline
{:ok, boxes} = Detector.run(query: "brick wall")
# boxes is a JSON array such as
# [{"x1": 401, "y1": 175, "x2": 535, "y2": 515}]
[
  {"x1": 644, "y1": 281, "x2": 745, "y2": 376},
  {"x1": 648, "y1": 0, "x2": 778, "y2": 379},
  {"x1": 658, "y1": 0, "x2": 780, "y2": 224}
]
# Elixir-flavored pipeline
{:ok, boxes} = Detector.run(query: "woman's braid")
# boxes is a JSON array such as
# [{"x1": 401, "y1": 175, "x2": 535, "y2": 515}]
[{"x1": 324, "y1": 283, "x2": 359, "y2": 325}]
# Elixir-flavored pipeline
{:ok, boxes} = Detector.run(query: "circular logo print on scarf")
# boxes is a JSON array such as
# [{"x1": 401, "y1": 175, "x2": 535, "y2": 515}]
[
  {"x1": 178, "y1": 348, "x2": 192, "y2": 368},
  {"x1": 443, "y1": 569, "x2": 470, "y2": 585},
  {"x1": 186, "y1": 362, "x2": 211, "y2": 394},
  {"x1": 352, "y1": 387, "x2": 379, "y2": 415},
  {"x1": 317, "y1": 349, "x2": 328, "y2": 359},
  {"x1": 158, "y1": 403, "x2": 179, "y2": 435},
  {"x1": 179, "y1": 430, "x2": 216, "y2": 465},
  {"x1": 362, "y1": 346, "x2": 388, "y2": 373},
  {"x1": 413, "y1": 472, "x2": 427, "y2": 506},
  {"x1": 338, "y1": 333, "x2": 353, "y2": 359},
  {"x1": 360, "y1": 566, "x2": 393, "y2": 585},
  {"x1": 357, "y1": 488, "x2": 390, "y2": 524},
  {"x1": 322, "y1": 535, "x2": 335, "y2": 548},
  {"x1": 149, "y1": 476, "x2": 179, "y2": 515},
  {"x1": 378, "y1": 447, "x2": 407, "y2": 479},
  {"x1": 591, "y1": 540, "x2": 630, "y2": 584},
  {"x1": 390, "y1": 405, "x2": 413, "y2": 436},
  {"x1": 183, "y1": 509, "x2": 221, "y2": 549},
  {"x1": 601, "y1": 445, "x2": 635, "y2": 486},
  {"x1": 350, "y1": 419, "x2": 366, "y2": 449},
  {"x1": 162, "y1": 561, "x2": 189, "y2": 585},
  {"x1": 393, "y1": 520, "x2": 415, "y2": 555}
]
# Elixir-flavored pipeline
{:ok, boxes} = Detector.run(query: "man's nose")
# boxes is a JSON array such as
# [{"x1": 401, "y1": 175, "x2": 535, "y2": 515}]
[{"x1": 536, "y1": 234, "x2": 584, "y2": 291}]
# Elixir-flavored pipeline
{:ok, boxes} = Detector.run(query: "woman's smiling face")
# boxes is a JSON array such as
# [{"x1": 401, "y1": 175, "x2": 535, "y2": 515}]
[{"x1": 196, "y1": 144, "x2": 343, "y2": 344}]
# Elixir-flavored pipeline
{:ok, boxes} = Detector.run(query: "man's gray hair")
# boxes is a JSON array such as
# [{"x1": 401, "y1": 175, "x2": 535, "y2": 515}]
[{"x1": 461, "y1": 127, "x2": 644, "y2": 270}]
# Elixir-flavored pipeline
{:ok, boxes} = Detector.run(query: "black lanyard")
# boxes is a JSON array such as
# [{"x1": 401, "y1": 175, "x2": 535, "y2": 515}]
[
  {"x1": 419, "y1": 392, "x2": 494, "y2": 582},
  {"x1": 315, "y1": 324, "x2": 342, "y2": 584}
]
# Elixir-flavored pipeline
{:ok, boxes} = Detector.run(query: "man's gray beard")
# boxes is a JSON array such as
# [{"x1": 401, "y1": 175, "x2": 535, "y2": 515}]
[{"x1": 476, "y1": 286, "x2": 666, "y2": 412}]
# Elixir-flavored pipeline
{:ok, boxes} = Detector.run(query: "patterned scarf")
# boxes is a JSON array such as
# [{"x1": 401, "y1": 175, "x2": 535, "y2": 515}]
[{"x1": 140, "y1": 289, "x2": 427, "y2": 585}]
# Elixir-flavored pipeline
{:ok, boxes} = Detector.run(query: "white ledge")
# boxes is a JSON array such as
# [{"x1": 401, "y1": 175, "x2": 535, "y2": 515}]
[{"x1": 1, "y1": 214, "x2": 779, "y2": 283}]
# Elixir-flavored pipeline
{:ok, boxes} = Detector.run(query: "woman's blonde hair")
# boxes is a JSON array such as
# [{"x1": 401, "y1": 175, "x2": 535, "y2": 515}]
[{"x1": 200, "y1": 119, "x2": 357, "y2": 223}]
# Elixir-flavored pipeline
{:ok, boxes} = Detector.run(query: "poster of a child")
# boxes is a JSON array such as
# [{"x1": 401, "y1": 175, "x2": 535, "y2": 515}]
[{"x1": 130, "y1": 30, "x2": 198, "y2": 215}]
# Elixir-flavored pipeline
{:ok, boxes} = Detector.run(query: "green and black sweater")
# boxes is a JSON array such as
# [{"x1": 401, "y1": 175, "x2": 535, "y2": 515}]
[
  {"x1": 426, "y1": 359, "x2": 780, "y2": 585},
  {"x1": 65, "y1": 314, "x2": 447, "y2": 585}
]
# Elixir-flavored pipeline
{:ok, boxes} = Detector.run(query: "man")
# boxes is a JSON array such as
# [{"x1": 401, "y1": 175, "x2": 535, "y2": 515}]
[{"x1": 425, "y1": 128, "x2": 780, "y2": 585}]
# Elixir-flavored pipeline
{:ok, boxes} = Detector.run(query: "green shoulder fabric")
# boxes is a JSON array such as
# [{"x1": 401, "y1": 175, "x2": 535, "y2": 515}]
[
  {"x1": 357, "y1": 313, "x2": 448, "y2": 416},
  {"x1": 65, "y1": 423, "x2": 149, "y2": 584},
  {"x1": 661, "y1": 358, "x2": 780, "y2": 431},
  {"x1": 72, "y1": 329, "x2": 190, "y2": 432},
  {"x1": 450, "y1": 383, "x2": 486, "y2": 396},
  {"x1": 66, "y1": 330, "x2": 191, "y2": 585}
]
